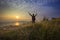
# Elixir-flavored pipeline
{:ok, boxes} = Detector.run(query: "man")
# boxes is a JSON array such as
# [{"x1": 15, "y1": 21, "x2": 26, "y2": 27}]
[{"x1": 28, "y1": 12, "x2": 37, "y2": 23}]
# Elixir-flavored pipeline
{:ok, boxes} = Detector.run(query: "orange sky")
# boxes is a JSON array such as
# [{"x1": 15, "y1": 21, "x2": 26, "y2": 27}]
[{"x1": 0, "y1": 9, "x2": 31, "y2": 21}]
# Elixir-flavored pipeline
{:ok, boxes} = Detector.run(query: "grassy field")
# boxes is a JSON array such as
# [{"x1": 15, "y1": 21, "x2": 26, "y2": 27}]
[{"x1": 0, "y1": 21, "x2": 60, "y2": 40}]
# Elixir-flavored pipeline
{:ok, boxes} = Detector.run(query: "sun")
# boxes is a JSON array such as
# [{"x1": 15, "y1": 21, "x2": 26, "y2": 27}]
[{"x1": 16, "y1": 16, "x2": 19, "y2": 19}]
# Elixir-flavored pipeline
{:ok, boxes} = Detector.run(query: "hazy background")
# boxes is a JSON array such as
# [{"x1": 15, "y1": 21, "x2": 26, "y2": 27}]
[{"x1": 0, "y1": 0, "x2": 60, "y2": 22}]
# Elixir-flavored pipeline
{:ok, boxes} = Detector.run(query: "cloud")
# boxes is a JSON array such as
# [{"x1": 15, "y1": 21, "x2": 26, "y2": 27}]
[{"x1": 0, "y1": 0, "x2": 60, "y2": 21}]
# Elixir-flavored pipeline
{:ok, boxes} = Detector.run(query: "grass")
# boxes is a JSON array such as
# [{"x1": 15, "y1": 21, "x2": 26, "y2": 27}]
[{"x1": 0, "y1": 21, "x2": 60, "y2": 40}]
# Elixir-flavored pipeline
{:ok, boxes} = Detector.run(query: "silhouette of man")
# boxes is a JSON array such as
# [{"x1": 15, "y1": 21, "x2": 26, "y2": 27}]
[{"x1": 28, "y1": 12, "x2": 37, "y2": 23}]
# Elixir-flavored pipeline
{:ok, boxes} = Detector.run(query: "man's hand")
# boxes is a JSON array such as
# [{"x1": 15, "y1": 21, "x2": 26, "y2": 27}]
[{"x1": 28, "y1": 12, "x2": 32, "y2": 16}]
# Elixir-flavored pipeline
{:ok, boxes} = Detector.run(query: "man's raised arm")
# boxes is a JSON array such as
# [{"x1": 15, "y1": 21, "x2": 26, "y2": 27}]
[{"x1": 28, "y1": 12, "x2": 32, "y2": 16}]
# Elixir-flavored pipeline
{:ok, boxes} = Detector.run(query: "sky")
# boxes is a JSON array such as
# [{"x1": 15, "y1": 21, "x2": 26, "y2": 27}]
[{"x1": 0, "y1": 0, "x2": 60, "y2": 22}]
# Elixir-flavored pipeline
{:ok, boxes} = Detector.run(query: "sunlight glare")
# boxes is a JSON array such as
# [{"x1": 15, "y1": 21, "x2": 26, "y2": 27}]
[
  {"x1": 15, "y1": 22, "x2": 19, "y2": 26},
  {"x1": 16, "y1": 16, "x2": 19, "y2": 19}
]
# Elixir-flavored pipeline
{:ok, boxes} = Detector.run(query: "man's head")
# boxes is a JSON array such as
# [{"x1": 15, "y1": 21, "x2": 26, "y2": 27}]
[{"x1": 32, "y1": 14, "x2": 34, "y2": 16}]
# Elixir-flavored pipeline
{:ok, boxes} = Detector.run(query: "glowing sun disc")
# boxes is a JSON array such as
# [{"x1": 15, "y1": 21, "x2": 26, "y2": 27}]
[{"x1": 16, "y1": 16, "x2": 19, "y2": 19}]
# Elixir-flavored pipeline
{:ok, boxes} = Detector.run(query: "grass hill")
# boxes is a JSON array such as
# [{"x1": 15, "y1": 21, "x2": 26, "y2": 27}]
[{"x1": 0, "y1": 19, "x2": 60, "y2": 40}]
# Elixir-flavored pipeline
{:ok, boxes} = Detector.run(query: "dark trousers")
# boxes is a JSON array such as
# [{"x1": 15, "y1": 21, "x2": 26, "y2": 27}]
[{"x1": 32, "y1": 20, "x2": 35, "y2": 23}]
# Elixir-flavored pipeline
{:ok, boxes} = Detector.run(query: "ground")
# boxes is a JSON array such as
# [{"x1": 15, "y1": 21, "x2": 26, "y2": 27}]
[{"x1": 0, "y1": 21, "x2": 60, "y2": 40}]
